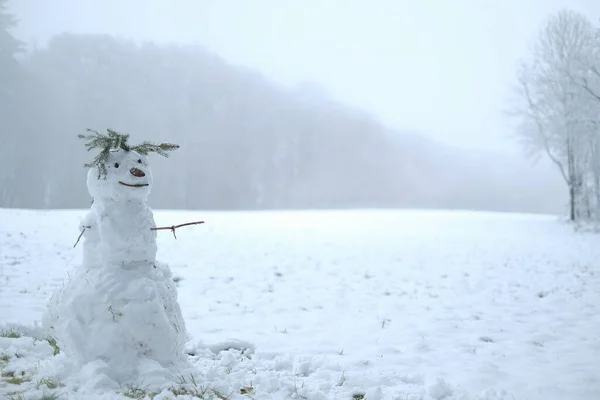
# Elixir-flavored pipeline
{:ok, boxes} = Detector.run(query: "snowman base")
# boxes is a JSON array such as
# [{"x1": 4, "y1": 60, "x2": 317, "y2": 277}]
[{"x1": 43, "y1": 259, "x2": 189, "y2": 381}]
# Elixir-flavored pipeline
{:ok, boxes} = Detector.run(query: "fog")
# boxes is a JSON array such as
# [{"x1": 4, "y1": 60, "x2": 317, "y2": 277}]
[{"x1": 3, "y1": 0, "x2": 594, "y2": 214}]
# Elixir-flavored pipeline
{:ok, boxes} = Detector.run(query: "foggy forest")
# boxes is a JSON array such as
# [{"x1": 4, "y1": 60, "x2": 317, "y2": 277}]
[{"x1": 0, "y1": 1, "x2": 571, "y2": 214}]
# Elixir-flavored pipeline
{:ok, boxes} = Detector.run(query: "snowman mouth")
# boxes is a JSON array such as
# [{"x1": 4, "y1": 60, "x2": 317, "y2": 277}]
[{"x1": 119, "y1": 181, "x2": 149, "y2": 188}]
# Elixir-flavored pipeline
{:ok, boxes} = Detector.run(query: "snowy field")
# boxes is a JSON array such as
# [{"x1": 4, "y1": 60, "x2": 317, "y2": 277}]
[{"x1": 0, "y1": 208, "x2": 599, "y2": 400}]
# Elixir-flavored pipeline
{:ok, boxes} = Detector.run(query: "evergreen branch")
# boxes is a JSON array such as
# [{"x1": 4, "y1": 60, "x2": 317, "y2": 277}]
[
  {"x1": 78, "y1": 128, "x2": 132, "y2": 179},
  {"x1": 78, "y1": 128, "x2": 179, "y2": 180},
  {"x1": 131, "y1": 141, "x2": 180, "y2": 157}
]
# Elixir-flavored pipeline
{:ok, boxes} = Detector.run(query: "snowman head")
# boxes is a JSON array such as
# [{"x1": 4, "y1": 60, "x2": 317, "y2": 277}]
[
  {"x1": 87, "y1": 149, "x2": 153, "y2": 202},
  {"x1": 79, "y1": 128, "x2": 178, "y2": 203}
]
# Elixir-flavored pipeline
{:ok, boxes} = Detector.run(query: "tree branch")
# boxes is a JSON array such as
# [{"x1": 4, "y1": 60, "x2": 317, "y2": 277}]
[
  {"x1": 580, "y1": 76, "x2": 600, "y2": 102},
  {"x1": 151, "y1": 220, "x2": 205, "y2": 239},
  {"x1": 564, "y1": 63, "x2": 600, "y2": 103},
  {"x1": 520, "y1": 74, "x2": 570, "y2": 184},
  {"x1": 73, "y1": 220, "x2": 205, "y2": 248},
  {"x1": 73, "y1": 225, "x2": 91, "y2": 248}
]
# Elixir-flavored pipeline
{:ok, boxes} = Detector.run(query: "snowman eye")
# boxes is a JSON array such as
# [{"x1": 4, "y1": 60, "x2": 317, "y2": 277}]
[
  {"x1": 114, "y1": 163, "x2": 119, "y2": 168},
  {"x1": 138, "y1": 159, "x2": 142, "y2": 164}
]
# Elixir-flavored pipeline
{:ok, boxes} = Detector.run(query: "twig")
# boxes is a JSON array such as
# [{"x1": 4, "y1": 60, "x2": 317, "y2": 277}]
[
  {"x1": 151, "y1": 221, "x2": 205, "y2": 239},
  {"x1": 73, "y1": 221, "x2": 204, "y2": 248},
  {"x1": 73, "y1": 225, "x2": 91, "y2": 248}
]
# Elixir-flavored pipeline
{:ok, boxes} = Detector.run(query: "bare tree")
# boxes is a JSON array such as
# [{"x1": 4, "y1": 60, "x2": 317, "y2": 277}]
[{"x1": 512, "y1": 9, "x2": 598, "y2": 221}]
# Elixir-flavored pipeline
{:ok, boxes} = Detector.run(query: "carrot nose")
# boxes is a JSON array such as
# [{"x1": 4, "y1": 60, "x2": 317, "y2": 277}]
[{"x1": 130, "y1": 167, "x2": 145, "y2": 177}]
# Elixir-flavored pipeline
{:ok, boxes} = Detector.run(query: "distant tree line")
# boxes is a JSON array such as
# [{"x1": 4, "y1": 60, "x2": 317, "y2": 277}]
[
  {"x1": 512, "y1": 9, "x2": 600, "y2": 222},
  {"x1": 0, "y1": 2, "x2": 567, "y2": 214},
  {"x1": 0, "y1": 2, "x2": 406, "y2": 210}
]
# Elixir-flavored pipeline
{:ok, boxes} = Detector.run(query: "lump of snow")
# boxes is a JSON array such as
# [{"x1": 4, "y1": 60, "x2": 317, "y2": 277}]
[
  {"x1": 365, "y1": 386, "x2": 384, "y2": 400},
  {"x1": 428, "y1": 378, "x2": 453, "y2": 399}
]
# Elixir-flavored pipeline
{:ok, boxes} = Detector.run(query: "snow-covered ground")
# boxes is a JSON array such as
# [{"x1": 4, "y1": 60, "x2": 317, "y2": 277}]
[{"x1": 0, "y1": 208, "x2": 599, "y2": 400}]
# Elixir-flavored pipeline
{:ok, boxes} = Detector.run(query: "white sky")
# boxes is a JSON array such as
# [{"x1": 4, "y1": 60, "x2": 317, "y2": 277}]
[{"x1": 10, "y1": 0, "x2": 600, "y2": 153}]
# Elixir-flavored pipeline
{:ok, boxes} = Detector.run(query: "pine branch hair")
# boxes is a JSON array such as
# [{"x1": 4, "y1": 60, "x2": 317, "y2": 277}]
[{"x1": 78, "y1": 128, "x2": 179, "y2": 179}]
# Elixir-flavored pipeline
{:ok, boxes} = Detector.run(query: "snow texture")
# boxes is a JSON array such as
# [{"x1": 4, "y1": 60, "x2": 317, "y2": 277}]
[
  {"x1": 1, "y1": 209, "x2": 600, "y2": 399},
  {"x1": 41, "y1": 149, "x2": 188, "y2": 389}
]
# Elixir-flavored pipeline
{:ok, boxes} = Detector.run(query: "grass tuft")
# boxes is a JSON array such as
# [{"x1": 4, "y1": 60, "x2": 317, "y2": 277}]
[
  {"x1": 121, "y1": 385, "x2": 157, "y2": 399},
  {"x1": 240, "y1": 384, "x2": 255, "y2": 396},
  {"x1": 40, "y1": 394, "x2": 61, "y2": 400},
  {"x1": 288, "y1": 379, "x2": 307, "y2": 399},
  {"x1": 0, "y1": 328, "x2": 22, "y2": 338},
  {"x1": 5, "y1": 375, "x2": 30, "y2": 385},
  {"x1": 352, "y1": 393, "x2": 366, "y2": 400},
  {"x1": 169, "y1": 373, "x2": 232, "y2": 399},
  {"x1": 37, "y1": 377, "x2": 64, "y2": 390},
  {"x1": 2, "y1": 370, "x2": 31, "y2": 386},
  {"x1": 46, "y1": 337, "x2": 60, "y2": 356}
]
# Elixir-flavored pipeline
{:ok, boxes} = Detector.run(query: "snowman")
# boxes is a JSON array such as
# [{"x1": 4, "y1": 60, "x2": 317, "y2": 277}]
[{"x1": 43, "y1": 129, "x2": 192, "y2": 382}]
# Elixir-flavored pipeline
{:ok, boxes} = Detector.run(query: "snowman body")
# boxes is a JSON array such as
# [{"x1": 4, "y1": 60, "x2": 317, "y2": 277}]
[{"x1": 44, "y1": 149, "x2": 188, "y2": 378}]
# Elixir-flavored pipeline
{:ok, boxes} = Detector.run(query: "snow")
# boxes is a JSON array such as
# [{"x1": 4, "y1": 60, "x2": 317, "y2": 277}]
[{"x1": 1, "y1": 208, "x2": 599, "y2": 399}]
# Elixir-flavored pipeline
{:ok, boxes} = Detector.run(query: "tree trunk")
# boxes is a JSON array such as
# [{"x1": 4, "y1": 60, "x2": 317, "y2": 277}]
[
  {"x1": 595, "y1": 174, "x2": 600, "y2": 219},
  {"x1": 569, "y1": 184, "x2": 576, "y2": 221}
]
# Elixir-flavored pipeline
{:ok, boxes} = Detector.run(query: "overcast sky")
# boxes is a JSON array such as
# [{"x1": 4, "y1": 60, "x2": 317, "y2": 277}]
[{"x1": 10, "y1": 0, "x2": 600, "y2": 154}]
